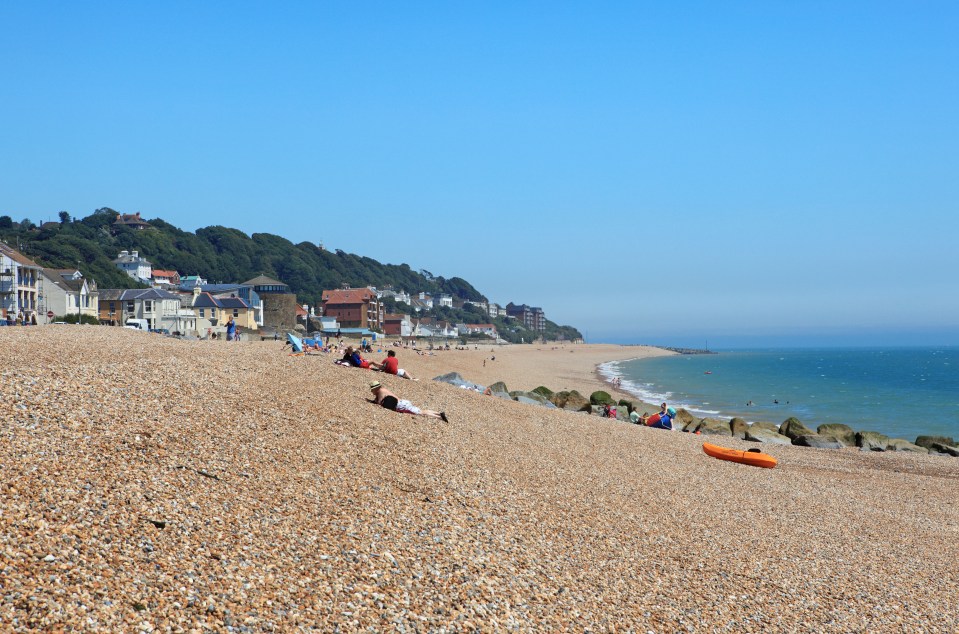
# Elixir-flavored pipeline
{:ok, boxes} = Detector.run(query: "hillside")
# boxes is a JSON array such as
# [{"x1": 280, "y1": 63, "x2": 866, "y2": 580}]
[{"x1": 0, "y1": 209, "x2": 581, "y2": 342}]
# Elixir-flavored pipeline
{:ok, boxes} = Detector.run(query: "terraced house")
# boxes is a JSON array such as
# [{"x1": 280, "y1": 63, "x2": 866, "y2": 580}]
[
  {"x1": 97, "y1": 288, "x2": 196, "y2": 333},
  {"x1": 39, "y1": 268, "x2": 99, "y2": 322},
  {"x1": 0, "y1": 242, "x2": 41, "y2": 324},
  {"x1": 188, "y1": 290, "x2": 256, "y2": 333}
]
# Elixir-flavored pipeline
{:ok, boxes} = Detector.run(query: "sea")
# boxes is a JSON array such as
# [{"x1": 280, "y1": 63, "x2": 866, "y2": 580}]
[{"x1": 599, "y1": 347, "x2": 959, "y2": 442}]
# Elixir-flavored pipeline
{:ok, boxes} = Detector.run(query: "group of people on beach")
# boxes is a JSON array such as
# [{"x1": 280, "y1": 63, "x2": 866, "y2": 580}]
[
  {"x1": 337, "y1": 346, "x2": 418, "y2": 381},
  {"x1": 314, "y1": 340, "x2": 449, "y2": 421},
  {"x1": 605, "y1": 400, "x2": 676, "y2": 430},
  {"x1": 2, "y1": 311, "x2": 36, "y2": 326}
]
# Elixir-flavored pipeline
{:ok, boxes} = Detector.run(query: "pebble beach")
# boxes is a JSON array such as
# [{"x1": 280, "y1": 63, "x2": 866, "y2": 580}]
[{"x1": 2, "y1": 328, "x2": 958, "y2": 632}]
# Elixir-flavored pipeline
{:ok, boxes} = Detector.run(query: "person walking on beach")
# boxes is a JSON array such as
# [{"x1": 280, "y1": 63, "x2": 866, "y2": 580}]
[
  {"x1": 225, "y1": 316, "x2": 236, "y2": 341},
  {"x1": 368, "y1": 381, "x2": 448, "y2": 421}
]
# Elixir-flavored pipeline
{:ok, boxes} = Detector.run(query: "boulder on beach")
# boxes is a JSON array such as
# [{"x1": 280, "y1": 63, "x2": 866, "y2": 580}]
[
  {"x1": 751, "y1": 421, "x2": 780, "y2": 434},
  {"x1": 589, "y1": 390, "x2": 613, "y2": 405},
  {"x1": 931, "y1": 443, "x2": 959, "y2": 457},
  {"x1": 915, "y1": 435, "x2": 956, "y2": 450},
  {"x1": 531, "y1": 386, "x2": 554, "y2": 399},
  {"x1": 730, "y1": 417, "x2": 748, "y2": 439},
  {"x1": 432, "y1": 372, "x2": 485, "y2": 392},
  {"x1": 817, "y1": 424, "x2": 856, "y2": 447},
  {"x1": 792, "y1": 434, "x2": 845, "y2": 449},
  {"x1": 779, "y1": 417, "x2": 815, "y2": 440},
  {"x1": 886, "y1": 439, "x2": 929, "y2": 453},
  {"x1": 673, "y1": 408, "x2": 695, "y2": 429},
  {"x1": 510, "y1": 390, "x2": 555, "y2": 407},
  {"x1": 549, "y1": 390, "x2": 590, "y2": 411},
  {"x1": 514, "y1": 394, "x2": 557, "y2": 408},
  {"x1": 487, "y1": 381, "x2": 512, "y2": 400},
  {"x1": 744, "y1": 427, "x2": 792, "y2": 445},
  {"x1": 697, "y1": 418, "x2": 733, "y2": 436},
  {"x1": 856, "y1": 431, "x2": 890, "y2": 452}
]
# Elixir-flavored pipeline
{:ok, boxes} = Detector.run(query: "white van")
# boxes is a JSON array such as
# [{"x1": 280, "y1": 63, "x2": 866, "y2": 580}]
[{"x1": 124, "y1": 319, "x2": 149, "y2": 330}]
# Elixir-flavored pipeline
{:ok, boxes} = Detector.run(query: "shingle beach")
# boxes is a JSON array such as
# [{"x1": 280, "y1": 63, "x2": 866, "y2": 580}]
[{"x1": 2, "y1": 328, "x2": 958, "y2": 632}]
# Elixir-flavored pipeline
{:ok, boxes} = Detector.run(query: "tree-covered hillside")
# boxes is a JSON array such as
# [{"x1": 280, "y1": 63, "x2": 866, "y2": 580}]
[{"x1": 0, "y1": 209, "x2": 582, "y2": 342}]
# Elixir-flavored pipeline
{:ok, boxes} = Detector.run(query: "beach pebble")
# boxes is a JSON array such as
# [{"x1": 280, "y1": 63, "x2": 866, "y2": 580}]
[{"x1": 0, "y1": 328, "x2": 957, "y2": 631}]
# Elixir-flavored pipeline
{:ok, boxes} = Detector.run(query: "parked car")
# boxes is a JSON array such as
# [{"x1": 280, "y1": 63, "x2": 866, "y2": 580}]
[{"x1": 124, "y1": 319, "x2": 149, "y2": 330}]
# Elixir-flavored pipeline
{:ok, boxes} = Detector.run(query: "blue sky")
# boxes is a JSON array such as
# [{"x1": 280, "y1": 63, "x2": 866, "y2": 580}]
[{"x1": 2, "y1": 2, "x2": 957, "y2": 346}]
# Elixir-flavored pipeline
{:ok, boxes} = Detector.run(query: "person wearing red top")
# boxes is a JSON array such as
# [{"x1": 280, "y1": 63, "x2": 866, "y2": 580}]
[{"x1": 378, "y1": 350, "x2": 416, "y2": 380}]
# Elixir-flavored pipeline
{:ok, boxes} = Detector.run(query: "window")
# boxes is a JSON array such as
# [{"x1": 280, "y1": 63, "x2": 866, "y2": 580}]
[
  {"x1": 233, "y1": 309, "x2": 239, "y2": 317},
  {"x1": 126, "y1": 301, "x2": 135, "y2": 313},
  {"x1": 143, "y1": 300, "x2": 153, "y2": 313},
  {"x1": 199, "y1": 308, "x2": 205, "y2": 318}
]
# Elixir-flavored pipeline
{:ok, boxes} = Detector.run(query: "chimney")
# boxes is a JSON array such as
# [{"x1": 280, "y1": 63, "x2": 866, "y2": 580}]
[
  {"x1": 119, "y1": 250, "x2": 128, "y2": 258},
  {"x1": 131, "y1": 251, "x2": 138, "y2": 258}
]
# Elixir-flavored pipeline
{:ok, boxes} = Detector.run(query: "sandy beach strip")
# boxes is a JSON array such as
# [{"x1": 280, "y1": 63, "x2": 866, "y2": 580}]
[
  {"x1": 395, "y1": 341, "x2": 672, "y2": 408},
  {"x1": 2, "y1": 328, "x2": 957, "y2": 632}
]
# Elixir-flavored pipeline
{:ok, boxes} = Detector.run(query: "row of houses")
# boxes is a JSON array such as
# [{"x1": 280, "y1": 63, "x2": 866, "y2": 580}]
[
  {"x1": 3, "y1": 239, "x2": 545, "y2": 340},
  {"x1": 316, "y1": 286, "x2": 546, "y2": 341},
  {"x1": 1, "y1": 242, "x2": 297, "y2": 333},
  {"x1": 113, "y1": 248, "x2": 548, "y2": 334}
]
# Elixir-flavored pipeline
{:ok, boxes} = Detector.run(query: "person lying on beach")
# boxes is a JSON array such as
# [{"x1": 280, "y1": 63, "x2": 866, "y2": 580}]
[
  {"x1": 368, "y1": 381, "x2": 448, "y2": 422},
  {"x1": 378, "y1": 349, "x2": 416, "y2": 380},
  {"x1": 340, "y1": 346, "x2": 377, "y2": 369}
]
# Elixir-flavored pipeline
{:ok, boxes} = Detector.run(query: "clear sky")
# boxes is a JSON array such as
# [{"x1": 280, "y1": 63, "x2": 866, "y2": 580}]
[{"x1": 2, "y1": 2, "x2": 957, "y2": 347}]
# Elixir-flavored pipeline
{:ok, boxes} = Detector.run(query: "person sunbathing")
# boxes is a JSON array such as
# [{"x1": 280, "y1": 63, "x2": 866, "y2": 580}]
[{"x1": 368, "y1": 381, "x2": 447, "y2": 422}]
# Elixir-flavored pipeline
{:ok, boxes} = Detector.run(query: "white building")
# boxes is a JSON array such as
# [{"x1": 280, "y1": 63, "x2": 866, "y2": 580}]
[
  {"x1": 113, "y1": 250, "x2": 152, "y2": 283},
  {"x1": 437, "y1": 294, "x2": 453, "y2": 308},
  {"x1": 0, "y1": 242, "x2": 42, "y2": 324},
  {"x1": 118, "y1": 288, "x2": 194, "y2": 332},
  {"x1": 40, "y1": 269, "x2": 98, "y2": 321},
  {"x1": 465, "y1": 299, "x2": 488, "y2": 313}
]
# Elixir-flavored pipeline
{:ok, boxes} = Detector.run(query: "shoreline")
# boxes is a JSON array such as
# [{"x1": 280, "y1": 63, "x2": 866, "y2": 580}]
[{"x1": 594, "y1": 347, "x2": 957, "y2": 446}]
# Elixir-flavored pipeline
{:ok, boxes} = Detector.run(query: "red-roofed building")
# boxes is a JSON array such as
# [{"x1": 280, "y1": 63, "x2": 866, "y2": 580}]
[
  {"x1": 113, "y1": 212, "x2": 151, "y2": 230},
  {"x1": 321, "y1": 287, "x2": 383, "y2": 331},
  {"x1": 152, "y1": 269, "x2": 180, "y2": 287}
]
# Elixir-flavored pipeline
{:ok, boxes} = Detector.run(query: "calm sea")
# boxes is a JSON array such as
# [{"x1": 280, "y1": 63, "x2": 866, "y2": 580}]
[{"x1": 601, "y1": 347, "x2": 959, "y2": 441}]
